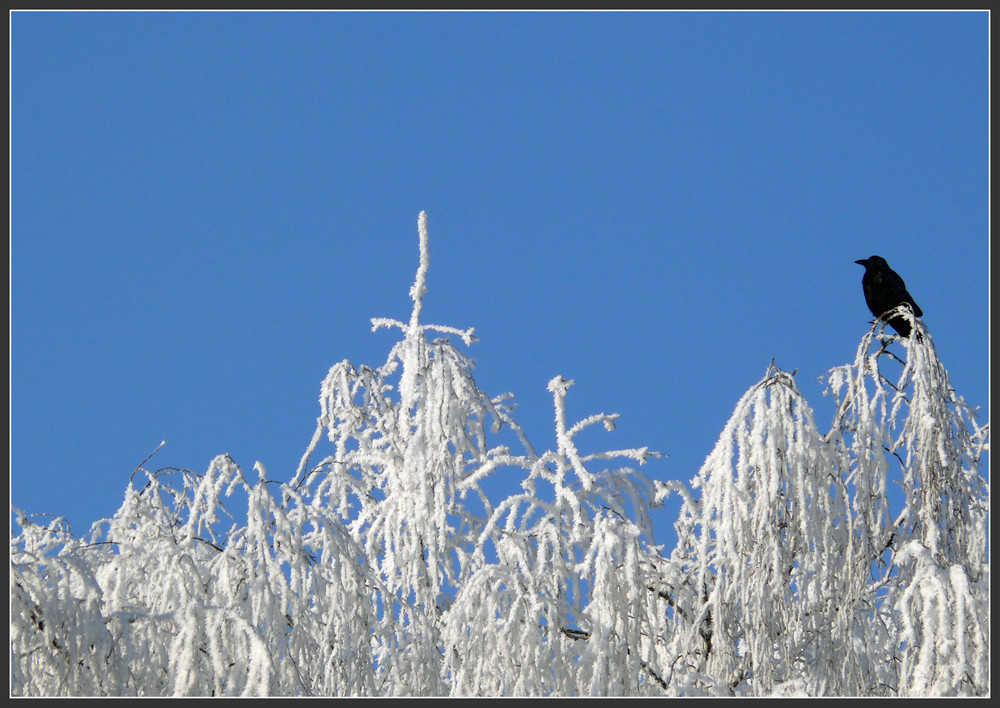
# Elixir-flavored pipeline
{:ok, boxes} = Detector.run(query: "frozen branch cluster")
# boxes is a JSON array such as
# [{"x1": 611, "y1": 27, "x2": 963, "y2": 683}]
[
  {"x1": 10, "y1": 217, "x2": 988, "y2": 696},
  {"x1": 651, "y1": 315, "x2": 989, "y2": 696}
]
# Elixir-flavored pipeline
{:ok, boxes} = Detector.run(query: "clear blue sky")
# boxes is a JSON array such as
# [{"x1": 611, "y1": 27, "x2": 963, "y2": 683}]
[{"x1": 11, "y1": 11, "x2": 989, "y2": 549}]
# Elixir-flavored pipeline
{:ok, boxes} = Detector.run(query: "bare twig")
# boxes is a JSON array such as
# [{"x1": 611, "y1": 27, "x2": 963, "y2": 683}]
[{"x1": 130, "y1": 440, "x2": 166, "y2": 485}]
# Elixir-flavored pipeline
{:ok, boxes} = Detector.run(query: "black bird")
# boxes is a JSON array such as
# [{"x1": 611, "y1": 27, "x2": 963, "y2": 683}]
[{"x1": 855, "y1": 255, "x2": 923, "y2": 338}]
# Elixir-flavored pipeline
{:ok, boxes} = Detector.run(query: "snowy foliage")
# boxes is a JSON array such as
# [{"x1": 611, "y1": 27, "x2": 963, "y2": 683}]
[
  {"x1": 650, "y1": 312, "x2": 988, "y2": 696},
  {"x1": 11, "y1": 215, "x2": 989, "y2": 696}
]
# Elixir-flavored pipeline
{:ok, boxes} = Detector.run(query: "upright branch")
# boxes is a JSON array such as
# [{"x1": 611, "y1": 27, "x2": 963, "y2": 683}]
[{"x1": 408, "y1": 211, "x2": 431, "y2": 334}]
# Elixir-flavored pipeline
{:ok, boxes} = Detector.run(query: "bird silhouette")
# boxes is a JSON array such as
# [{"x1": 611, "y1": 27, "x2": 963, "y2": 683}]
[{"x1": 855, "y1": 255, "x2": 923, "y2": 338}]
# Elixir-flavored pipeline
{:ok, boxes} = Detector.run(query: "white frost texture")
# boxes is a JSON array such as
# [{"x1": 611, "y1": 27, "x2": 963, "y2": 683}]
[{"x1": 11, "y1": 213, "x2": 989, "y2": 696}]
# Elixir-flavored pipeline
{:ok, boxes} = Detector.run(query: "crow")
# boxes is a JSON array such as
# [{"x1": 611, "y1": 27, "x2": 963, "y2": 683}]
[{"x1": 855, "y1": 255, "x2": 923, "y2": 338}]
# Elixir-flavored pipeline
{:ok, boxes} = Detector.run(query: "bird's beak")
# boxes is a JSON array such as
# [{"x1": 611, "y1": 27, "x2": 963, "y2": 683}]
[{"x1": 855, "y1": 259, "x2": 867, "y2": 265}]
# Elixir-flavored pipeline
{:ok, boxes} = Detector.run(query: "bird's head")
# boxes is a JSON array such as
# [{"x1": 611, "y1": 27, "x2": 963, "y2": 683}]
[{"x1": 855, "y1": 255, "x2": 889, "y2": 270}]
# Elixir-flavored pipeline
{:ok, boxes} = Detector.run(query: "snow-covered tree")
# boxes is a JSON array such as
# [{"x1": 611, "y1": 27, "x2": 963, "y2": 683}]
[
  {"x1": 651, "y1": 311, "x2": 988, "y2": 696},
  {"x1": 10, "y1": 215, "x2": 988, "y2": 696}
]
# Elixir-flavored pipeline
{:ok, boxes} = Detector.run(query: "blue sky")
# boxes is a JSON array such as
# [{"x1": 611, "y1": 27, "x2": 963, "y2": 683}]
[{"x1": 11, "y1": 11, "x2": 989, "y2": 550}]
